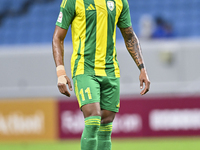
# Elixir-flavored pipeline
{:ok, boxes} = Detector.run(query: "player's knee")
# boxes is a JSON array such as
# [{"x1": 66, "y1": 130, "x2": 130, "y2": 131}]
[
  {"x1": 101, "y1": 110, "x2": 116, "y2": 124},
  {"x1": 101, "y1": 115, "x2": 115, "y2": 124},
  {"x1": 83, "y1": 111, "x2": 101, "y2": 118},
  {"x1": 82, "y1": 103, "x2": 101, "y2": 118},
  {"x1": 90, "y1": 111, "x2": 101, "y2": 117}
]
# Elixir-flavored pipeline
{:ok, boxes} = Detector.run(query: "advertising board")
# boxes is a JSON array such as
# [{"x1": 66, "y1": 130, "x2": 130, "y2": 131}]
[
  {"x1": 0, "y1": 98, "x2": 57, "y2": 141},
  {"x1": 58, "y1": 96, "x2": 200, "y2": 138}
]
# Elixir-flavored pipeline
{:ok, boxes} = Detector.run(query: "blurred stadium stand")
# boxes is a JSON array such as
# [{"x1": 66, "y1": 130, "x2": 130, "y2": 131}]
[
  {"x1": 0, "y1": 0, "x2": 60, "y2": 45},
  {"x1": 0, "y1": 0, "x2": 200, "y2": 98},
  {"x1": 0, "y1": 0, "x2": 200, "y2": 45}
]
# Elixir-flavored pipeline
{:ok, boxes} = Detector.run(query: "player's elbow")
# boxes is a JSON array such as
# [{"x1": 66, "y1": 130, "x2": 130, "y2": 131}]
[{"x1": 52, "y1": 35, "x2": 63, "y2": 48}]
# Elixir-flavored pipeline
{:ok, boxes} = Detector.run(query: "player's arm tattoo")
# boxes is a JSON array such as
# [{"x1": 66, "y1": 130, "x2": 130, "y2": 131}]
[{"x1": 120, "y1": 26, "x2": 145, "y2": 70}]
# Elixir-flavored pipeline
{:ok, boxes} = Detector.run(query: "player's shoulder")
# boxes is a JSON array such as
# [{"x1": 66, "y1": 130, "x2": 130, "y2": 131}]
[
  {"x1": 121, "y1": 0, "x2": 129, "y2": 9},
  {"x1": 60, "y1": 0, "x2": 76, "y2": 9},
  {"x1": 119, "y1": 0, "x2": 129, "y2": 5}
]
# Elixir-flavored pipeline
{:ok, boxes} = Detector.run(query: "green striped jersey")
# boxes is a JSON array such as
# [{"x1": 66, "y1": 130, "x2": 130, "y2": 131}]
[{"x1": 56, "y1": 0, "x2": 132, "y2": 78}]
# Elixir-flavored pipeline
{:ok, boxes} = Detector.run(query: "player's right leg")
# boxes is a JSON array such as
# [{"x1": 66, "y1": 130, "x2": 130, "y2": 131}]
[
  {"x1": 73, "y1": 74, "x2": 101, "y2": 150},
  {"x1": 81, "y1": 103, "x2": 101, "y2": 150}
]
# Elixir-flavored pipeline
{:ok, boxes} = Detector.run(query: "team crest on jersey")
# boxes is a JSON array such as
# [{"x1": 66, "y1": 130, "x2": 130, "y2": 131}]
[{"x1": 107, "y1": 1, "x2": 114, "y2": 11}]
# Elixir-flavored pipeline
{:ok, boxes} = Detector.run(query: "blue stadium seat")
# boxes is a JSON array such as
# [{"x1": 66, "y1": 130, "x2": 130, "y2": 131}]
[
  {"x1": 9, "y1": 0, "x2": 27, "y2": 12},
  {"x1": 0, "y1": 0, "x2": 200, "y2": 45}
]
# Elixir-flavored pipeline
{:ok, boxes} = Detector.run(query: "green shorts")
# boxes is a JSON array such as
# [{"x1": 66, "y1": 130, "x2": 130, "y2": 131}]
[{"x1": 73, "y1": 74, "x2": 120, "y2": 112}]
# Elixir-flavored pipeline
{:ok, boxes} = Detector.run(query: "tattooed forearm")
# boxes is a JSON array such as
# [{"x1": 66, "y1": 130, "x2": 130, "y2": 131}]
[{"x1": 120, "y1": 26, "x2": 145, "y2": 70}]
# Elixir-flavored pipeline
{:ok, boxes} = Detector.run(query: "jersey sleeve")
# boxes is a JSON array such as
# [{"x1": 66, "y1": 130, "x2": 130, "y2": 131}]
[
  {"x1": 56, "y1": 0, "x2": 76, "y2": 30},
  {"x1": 117, "y1": 0, "x2": 132, "y2": 28}
]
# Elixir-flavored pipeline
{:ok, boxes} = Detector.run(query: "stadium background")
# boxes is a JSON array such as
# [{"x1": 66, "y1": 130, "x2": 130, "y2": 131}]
[{"x1": 0, "y1": 0, "x2": 200, "y2": 149}]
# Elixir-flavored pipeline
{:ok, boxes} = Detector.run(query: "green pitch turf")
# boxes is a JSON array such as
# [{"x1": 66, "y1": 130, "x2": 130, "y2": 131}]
[{"x1": 0, "y1": 137, "x2": 200, "y2": 150}]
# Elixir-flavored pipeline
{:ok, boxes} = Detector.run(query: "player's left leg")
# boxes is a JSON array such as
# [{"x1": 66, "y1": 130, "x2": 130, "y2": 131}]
[
  {"x1": 96, "y1": 76, "x2": 120, "y2": 150},
  {"x1": 97, "y1": 109, "x2": 116, "y2": 150}
]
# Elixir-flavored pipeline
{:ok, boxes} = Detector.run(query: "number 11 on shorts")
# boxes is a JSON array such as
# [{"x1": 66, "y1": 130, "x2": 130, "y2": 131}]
[{"x1": 79, "y1": 87, "x2": 92, "y2": 101}]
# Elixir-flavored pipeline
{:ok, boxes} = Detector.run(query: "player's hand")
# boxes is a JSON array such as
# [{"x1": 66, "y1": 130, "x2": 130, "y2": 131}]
[
  {"x1": 139, "y1": 69, "x2": 150, "y2": 95},
  {"x1": 57, "y1": 75, "x2": 73, "y2": 97}
]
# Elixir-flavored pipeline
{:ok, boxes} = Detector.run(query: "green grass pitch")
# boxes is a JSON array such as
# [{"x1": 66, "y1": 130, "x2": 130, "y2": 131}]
[{"x1": 0, "y1": 137, "x2": 200, "y2": 150}]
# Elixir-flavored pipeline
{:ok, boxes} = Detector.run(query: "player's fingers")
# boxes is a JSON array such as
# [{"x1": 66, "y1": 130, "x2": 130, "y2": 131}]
[
  {"x1": 57, "y1": 83, "x2": 65, "y2": 93},
  {"x1": 63, "y1": 90, "x2": 71, "y2": 97},
  {"x1": 65, "y1": 76, "x2": 73, "y2": 91},
  {"x1": 58, "y1": 83, "x2": 71, "y2": 97},
  {"x1": 62, "y1": 85, "x2": 71, "y2": 97},
  {"x1": 140, "y1": 79, "x2": 150, "y2": 95},
  {"x1": 140, "y1": 87, "x2": 149, "y2": 95},
  {"x1": 140, "y1": 78, "x2": 143, "y2": 89}
]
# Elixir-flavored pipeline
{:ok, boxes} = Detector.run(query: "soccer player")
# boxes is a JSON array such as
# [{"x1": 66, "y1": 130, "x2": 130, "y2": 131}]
[{"x1": 52, "y1": 0, "x2": 150, "y2": 150}]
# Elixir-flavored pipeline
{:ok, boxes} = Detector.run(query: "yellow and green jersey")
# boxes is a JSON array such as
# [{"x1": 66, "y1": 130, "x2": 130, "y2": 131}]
[{"x1": 56, "y1": 0, "x2": 132, "y2": 78}]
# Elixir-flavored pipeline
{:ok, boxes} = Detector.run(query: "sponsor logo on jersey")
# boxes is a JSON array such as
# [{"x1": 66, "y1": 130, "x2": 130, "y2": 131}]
[
  {"x1": 86, "y1": 4, "x2": 95, "y2": 10},
  {"x1": 116, "y1": 102, "x2": 120, "y2": 108},
  {"x1": 57, "y1": 11, "x2": 63, "y2": 23}
]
